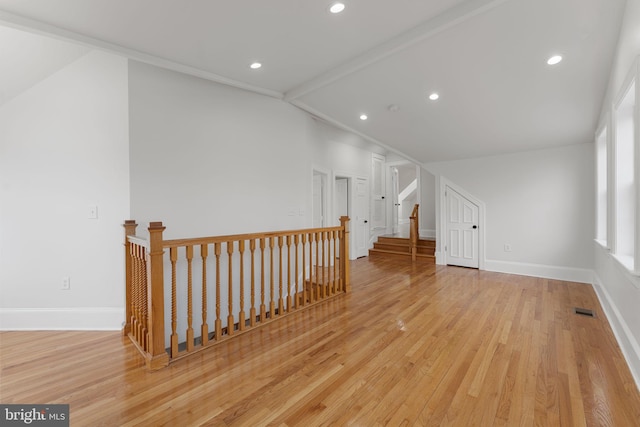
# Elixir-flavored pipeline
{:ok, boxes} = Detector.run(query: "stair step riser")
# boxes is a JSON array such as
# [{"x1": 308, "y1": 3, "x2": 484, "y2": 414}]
[
  {"x1": 369, "y1": 250, "x2": 435, "y2": 263},
  {"x1": 373, "y1": 244, "x2": 435, "y2": 256},
  {"x1": 377, "y1": 237, "x2": 435, "y2": 247}
]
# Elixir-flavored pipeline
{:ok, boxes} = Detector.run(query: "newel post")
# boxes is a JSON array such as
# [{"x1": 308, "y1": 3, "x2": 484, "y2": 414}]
[
  {"x1": 146, "y1": 222, "x2": 169, "y2": 370},
  {"x1": 123, "y1": 220, "x2": 138, "y2": 336},
  {"x1": 340, "y1": 216, "x2": 351, "y2": 292},
  {"x1": 410, "y1": 204, "x2": 419, "y2": 262}
]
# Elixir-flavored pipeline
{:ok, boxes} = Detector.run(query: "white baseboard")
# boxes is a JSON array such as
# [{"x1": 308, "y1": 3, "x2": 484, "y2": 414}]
[
  {"x1": 420, "y1": 228, "x2": 436, "y2": 239},
  {"x1": 591, "y1": 274, "x2": 640, "y2": 391},
  {"x1": 0, "y1": 307, "x2": 124, "y2": 330},
  {"x1": 484, "y1": 259, "x2": 593, "y2": 283}
]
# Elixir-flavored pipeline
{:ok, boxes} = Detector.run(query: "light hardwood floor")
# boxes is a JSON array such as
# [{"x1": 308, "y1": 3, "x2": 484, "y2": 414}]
[{"x1": 2, "y1": 257, "x2": 640, "y2": 426}]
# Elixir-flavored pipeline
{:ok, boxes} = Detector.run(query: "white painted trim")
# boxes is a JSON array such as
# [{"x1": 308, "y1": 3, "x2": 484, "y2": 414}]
[
  {"x1": 332, "y1": 171, "x2": 370, "y2": 260},
  {"x1": 312, "y1": 166, "x2": 332, "y2": 227},
  {"x1": 592, "y1": 273, "x2": 640, "y2": 392},
  {"x1": 484, "y1": 260, "x2": 593, "y2": 283},
  {"x1": 0, "y1": 307, "x2": 124, "y2": 330},
  {"x1": 283, "y1": 0, "x2": 511, "y2": 101},
  {"x1": 0, "y1": 10, "x2": 283, "y2": 100},
  {"x1": 610, "y1": 56, "x2": 639, "y2": 271}
]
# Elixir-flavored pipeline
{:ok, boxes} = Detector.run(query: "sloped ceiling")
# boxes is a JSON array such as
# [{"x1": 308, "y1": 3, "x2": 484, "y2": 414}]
[
  {"x1": 0, "y1": 0, "x2": 626, "y2": 162},
  {"x1": 0, "y1": 25, "x2": 88, "y2": 105}
]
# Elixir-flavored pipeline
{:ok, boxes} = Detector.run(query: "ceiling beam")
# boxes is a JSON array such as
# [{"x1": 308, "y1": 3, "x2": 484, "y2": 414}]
[
  {"x1": 0, "y1": 10, "x2": 284, "y2": 100},
  {"x1": 283, "y1": 0, "x2": 511, "y2": 102},
  {"x1": 290, "y1": 99, "x2": 424, "y2": 165}
]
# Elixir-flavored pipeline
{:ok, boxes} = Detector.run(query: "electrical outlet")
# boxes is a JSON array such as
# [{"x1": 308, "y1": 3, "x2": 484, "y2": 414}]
[
  {"x1": 61, "y1": 277, "x2": 71, "y2": 290},
  {"x1": 504, "y1": 244, "x2": 512, "y2": 252},
  {"x1": 88, "y1": 205, "x2": 98, "y2": 219}
]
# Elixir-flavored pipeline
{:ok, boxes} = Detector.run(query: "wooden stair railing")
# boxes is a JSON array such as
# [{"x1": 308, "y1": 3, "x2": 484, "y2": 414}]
[
  {"x1": 123, "y1": 217, "x2": 351, "y2": 370},
  {"x1": 410, "y1": 204, "x2": 419, "y2": 261}
]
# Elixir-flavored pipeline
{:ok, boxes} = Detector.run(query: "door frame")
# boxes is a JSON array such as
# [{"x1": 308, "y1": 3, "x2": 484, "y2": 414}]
[
  {"x1": 312, "y1": 168, "x2": 330, "y2": 228},
  {"x1": 386, "y1": 160, "x2": 421, "y2": 236},
  {"x1": 333, "y1": 171, "x2": 369, "y2": 260},
  {"x1": 437, "y1": 177, "x2": 485, "y2": 269}
]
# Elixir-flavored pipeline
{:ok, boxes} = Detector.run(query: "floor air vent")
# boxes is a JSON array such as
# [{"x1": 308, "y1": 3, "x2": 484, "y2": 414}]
[{"x1": 574, "y1": 307, "x2": 595, "y2": 317}]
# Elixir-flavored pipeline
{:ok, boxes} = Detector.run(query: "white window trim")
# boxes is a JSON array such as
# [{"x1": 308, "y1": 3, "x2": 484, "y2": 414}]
[{"x1": 609, "y1": 56, "x2": 640, "y2": 275}]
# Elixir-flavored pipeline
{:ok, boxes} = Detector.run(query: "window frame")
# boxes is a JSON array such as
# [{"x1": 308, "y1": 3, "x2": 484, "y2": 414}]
[{"x1": 610, "y1": 57, "x2": 640, "y2": 274}]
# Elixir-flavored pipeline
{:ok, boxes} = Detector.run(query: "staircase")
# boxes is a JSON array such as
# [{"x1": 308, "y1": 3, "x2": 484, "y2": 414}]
[{"x1": 369, "y1": 236, "x2": 436, "y2": 263}]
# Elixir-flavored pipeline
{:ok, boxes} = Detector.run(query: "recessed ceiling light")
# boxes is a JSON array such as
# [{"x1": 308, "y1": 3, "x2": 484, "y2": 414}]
[
  {"x1": 429, "y1": 93, "x2": 439, "y2": 101},
  {"x1": 329, "y1": 2, "x2": 345, "y2": 13},
  {"x1": 249, "y1": 62, "x2": 262, "y2": 69},
  {"x1": 359, "y1": 114, "x2": 368, "y2": 121},
  {"x1": 547, "y1": 55, "x2": 562, "y2": 65}
]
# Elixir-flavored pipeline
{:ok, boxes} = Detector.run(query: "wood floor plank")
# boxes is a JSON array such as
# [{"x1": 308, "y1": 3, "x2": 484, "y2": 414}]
[{"x1": 2, "y1": 257, "x2": 640, "y2": 426}]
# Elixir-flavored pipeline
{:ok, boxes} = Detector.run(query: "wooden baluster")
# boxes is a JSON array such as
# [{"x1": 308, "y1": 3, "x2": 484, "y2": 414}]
[
  {"x1": 140, "y1": 246, "x2": 149, "y2": 351},
  {"x1": 301, "y1": 234, "x2": 307, "y2": 306},
  {"x1": 250, "y1": 239, "x2": 257, "y2": 326},
  {"x1": 214, "y1": 242, "x2": 222, "y2": 340},
  {"x1": 201, "y1": 244, "x2": 209, "y2": 346},
  {"x1": 238, "y1": 240, "x2": 246, "y2": 331},
  {"x1": 146, "y1": 222, "x2": 168, "y2": 369},
  {"x1": 321, "y1": 231, "x2": 326, "y2": 299},
  {"x1": 278, "y1": 236, "x2": 284, "y2": 316},
  {"x1": 227, "y1": 241, "x2": 235, "y2": 336},
  {"x1": 294, "y1": 235, "x2": 300, "y2": 308},
  {"x1": 340, "y1": 216, "x2": 351, "y2": 292},
  {"x1": 308, "y1": 233, "x2": 315, "y2": 303},
  {"x1": 315, "y1": 232, "x2": 320, "y2": 301},
  {"x1": 269, "y1": 237, "x2": 276, "y2": 319},
  {"x1": 286, "y1": 235, "x2": 293, "y2": 311},
  {"x1": 186, "y1": 245, "x2": 194, "y2": 352},
  {"x1": 132, "y1": 245, "x2": 141, "y2": 345},
  {"x1": 331, "y1": 230, "x2": 338, "y2": 294},
  {"x1": 123, "y1": 220, "x2": 137, "y2": 336},
  {"x1": 138, "y1": 247, "x2": 150, "y2": 351},
  {"x1": 170, "y1": 247, "x2": 178, "y2": 358},
  {"x1": 260, "y1": 238, "x2": 266, "y2": 322}
]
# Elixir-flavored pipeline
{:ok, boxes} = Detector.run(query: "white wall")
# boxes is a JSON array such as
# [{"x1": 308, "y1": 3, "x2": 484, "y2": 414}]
[
  {"x1": 129, "y1": 61, "x2": 313, "y2": 238},
  {"x1": 0, "y1": 51, "x2": 130, "y2": 329},
  {"x1": 129, "y1": 62, "x2": 383, "y2": 237},
  {"x1": 421, "y1": 168, "x2": 436, "y2": 237},
  {"x1": 426, "y1": 143, "x2": 594, "y2": 281},
  {"x1": 592, "y1": 0, "x2": 640, "y2": 388}
]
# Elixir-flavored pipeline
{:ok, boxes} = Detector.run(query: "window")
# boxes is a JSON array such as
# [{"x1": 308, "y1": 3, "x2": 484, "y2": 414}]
[
  {"x1": 596, "y1": 125, "x2": 608, "y2": 245},
  {"x1": 613, "y1": 78, "x2": 636, "y2": 270}
]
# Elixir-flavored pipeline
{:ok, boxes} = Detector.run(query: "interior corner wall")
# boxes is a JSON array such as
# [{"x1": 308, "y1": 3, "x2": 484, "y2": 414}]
[
  {"x1": 128, "y1": 61, "x2": 379, "y2": 240},
  {"x1": 0, "y1": 51, "x2": 130, "y2": 329},
  {"x1": 592, "y1": 0, "x2": 640, "y2": 388},
  {"x1": 426, "y1": 143, "x2": 594, "y2": 280}
]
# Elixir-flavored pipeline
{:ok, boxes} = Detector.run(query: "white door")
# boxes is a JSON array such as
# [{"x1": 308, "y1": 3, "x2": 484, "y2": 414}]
[
  {"x1": 355, "y1": 177, "x2": 370, "y2": 258},
  {"x1": 391, "y1": 167, "x2": 399, "y2": 234},
  {"x1": 371, "y1": 154, "x2": 385, "y2": 230},
  {"x1": 446, "y1": 187, "x2": 479, "y2": 268}
]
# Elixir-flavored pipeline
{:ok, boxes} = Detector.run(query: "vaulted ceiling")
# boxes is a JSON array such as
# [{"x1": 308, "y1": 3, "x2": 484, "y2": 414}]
[{"x1": 0, "y1": 0, "x2": 626, "y2": 162}]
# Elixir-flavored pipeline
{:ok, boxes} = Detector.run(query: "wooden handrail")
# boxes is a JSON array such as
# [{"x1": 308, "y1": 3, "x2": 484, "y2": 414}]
[
  {"x1": 123, "y1": 218, "x2": 351, "y2": 370},
  {"x1": 410, "y1": 204, "x2": 419, "y2": 261},
  {"x1": 161, "y1": 226, "x2": 344, "y2": 248}
]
